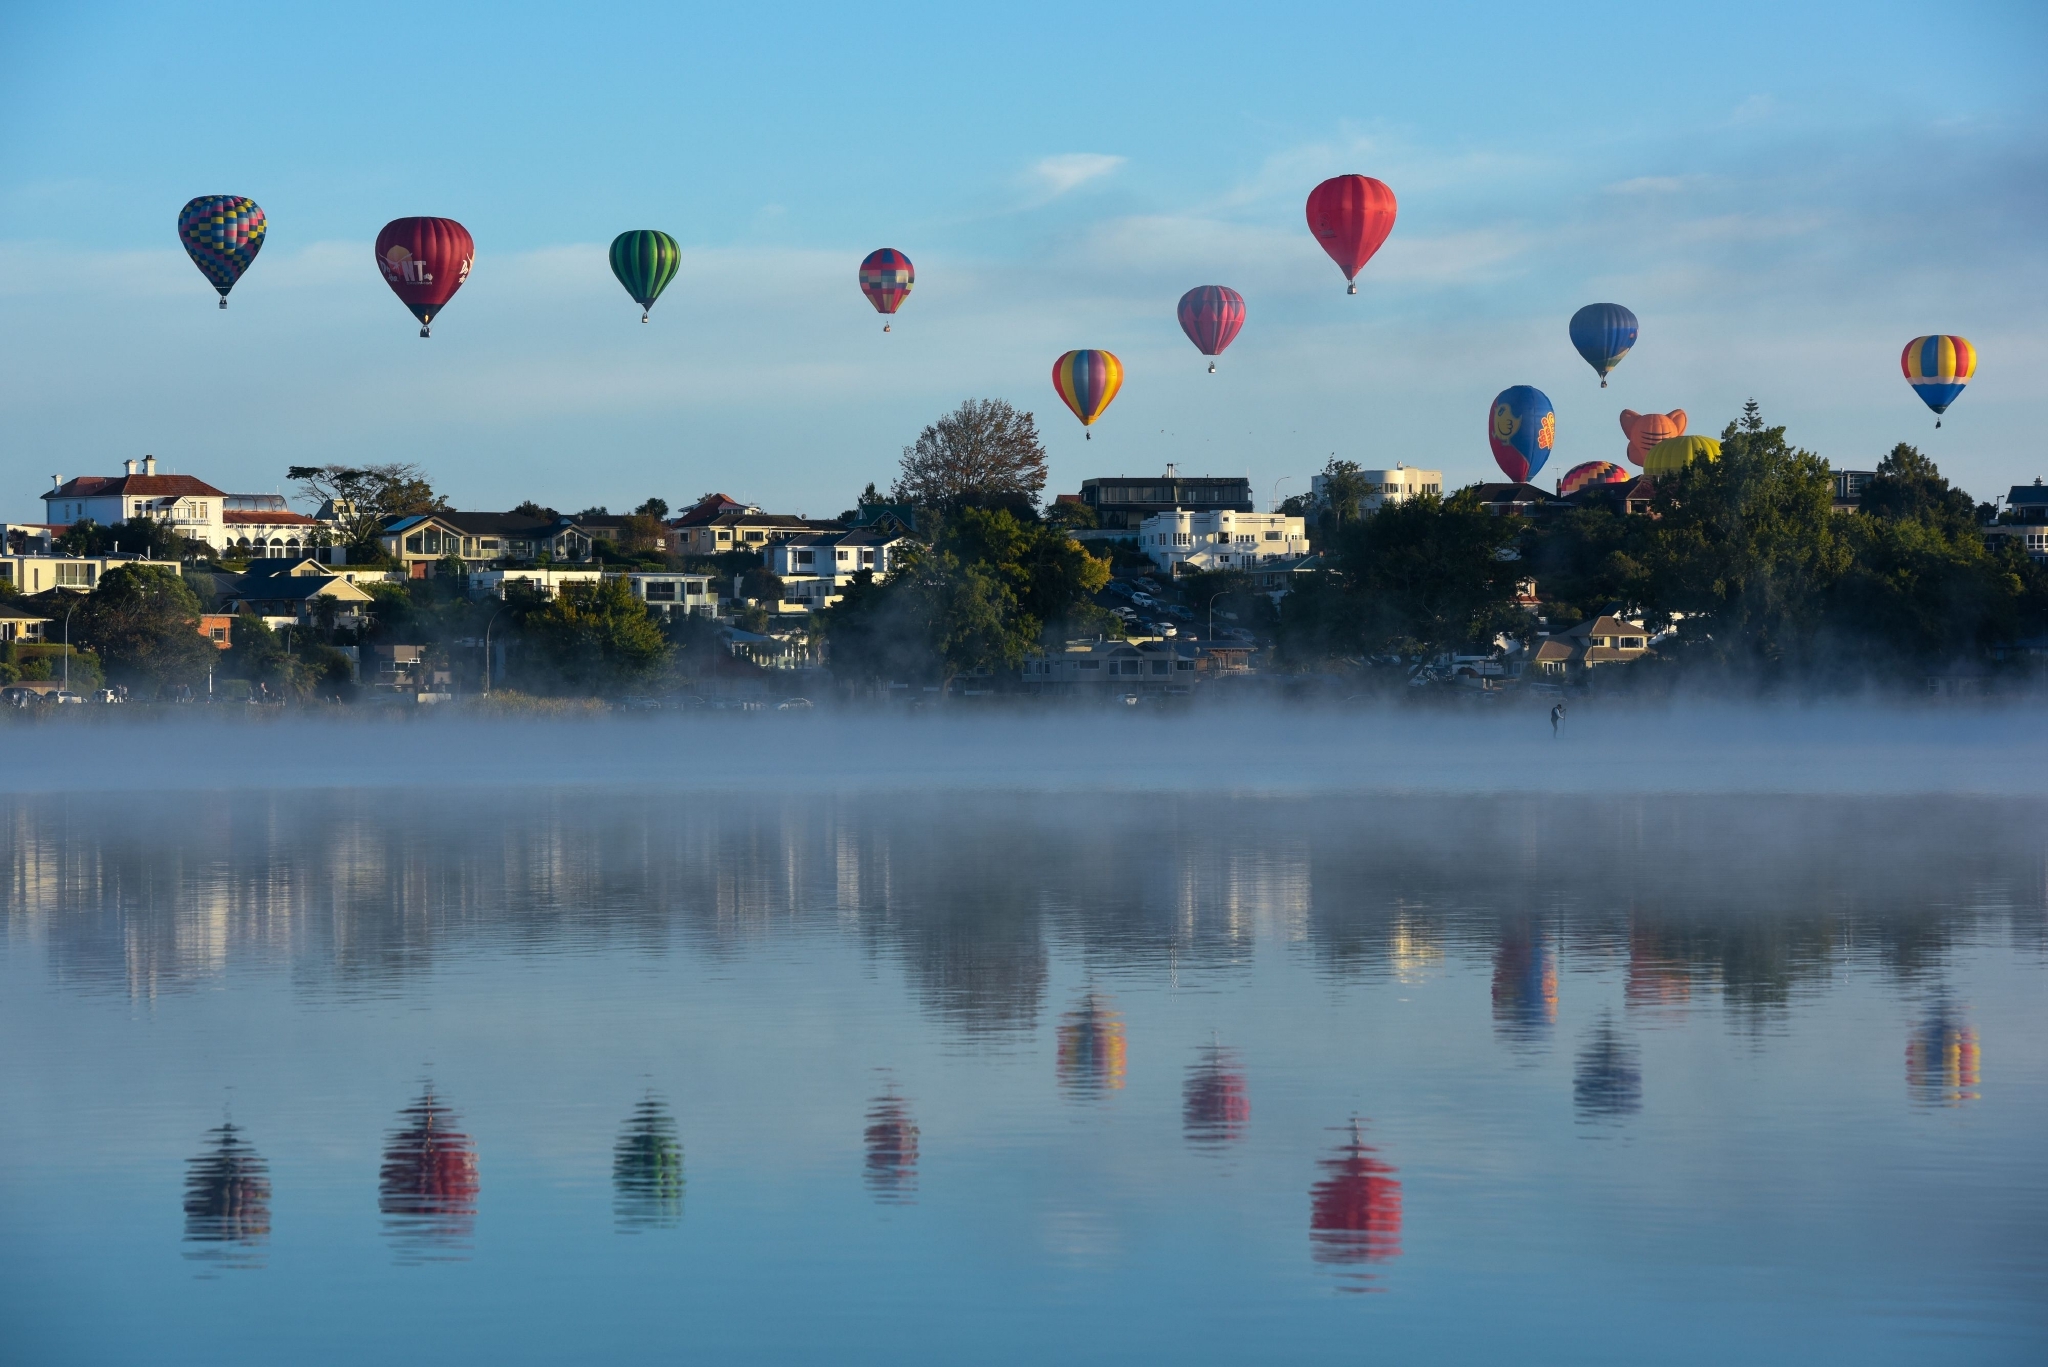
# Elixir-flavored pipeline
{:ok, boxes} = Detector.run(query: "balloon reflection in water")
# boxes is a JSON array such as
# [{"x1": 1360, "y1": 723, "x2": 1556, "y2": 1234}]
[
  {"x1": 1183, "y1": 1043, "x2": 1249, "y2": 1146},
  {"x1": 1625, "y1": 921, "x2": 1691, "y2": 1014},
  {"x1": 614, "y1": 1097, "x2": 684, "y2": 1229},
  {"x1": 863, "y1": 1092, "x2": 920, "y2": 1203},
  {"x1": 1573, "y1": 1016, "x2": 1643, "y2": 1120},
  {"x1": 1906, "y1": 1007, "x2": 1981, "y2": 1107},
  {"x1": 183, "y1": 1121, "x2": 271, "y2": 1267},
  {"x1": 1057, "y1": 993, "x2": 1127, "y2": 1096},
  {"x1": 1309, "y1": 1121, "x2": 1402, "y2": 1290},
  {"x1": 379, "y1": 1088, "x2": 480, "y2": 1257},
  {"x1": 1492, "y1": 924, "x2": 1557, "y2": 1043}
]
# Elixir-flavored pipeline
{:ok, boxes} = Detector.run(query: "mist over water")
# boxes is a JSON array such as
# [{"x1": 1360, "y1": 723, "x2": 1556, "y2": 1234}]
[{"x1": 2, "y1": 713, "x2": 2045, "y2": 1364}]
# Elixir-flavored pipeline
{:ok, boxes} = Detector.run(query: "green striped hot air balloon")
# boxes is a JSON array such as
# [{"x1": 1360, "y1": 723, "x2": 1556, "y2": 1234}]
[{"x1": 609, "y1": 229, "x2": 681, "y2": 322}]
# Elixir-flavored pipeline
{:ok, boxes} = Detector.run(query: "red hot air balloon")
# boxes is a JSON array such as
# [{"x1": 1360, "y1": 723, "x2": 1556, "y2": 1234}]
[
  {"x1": 1177, "y1": 286, "x2": 1246, "y2": 373},
  {"x1": 379, "y1": 1088, "x2": 479, "y2": 1257},
  {"x1": 863, "y1": 1092, "x2": 920, "y2": 1203},
  {"x1": 1310, "y1": 1121, "x2": 1402, "y2": 1289},
  {"x1": 1306, "y1": 176, "x2": 1397, "y2": 295},
  {"x1": 374, "y1": 217, "x2": 474, "y2": 338}
]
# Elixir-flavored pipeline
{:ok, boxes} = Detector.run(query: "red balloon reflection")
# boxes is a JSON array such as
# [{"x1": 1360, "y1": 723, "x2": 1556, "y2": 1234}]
[
  {"x1": 1057, "y1": 993, "x2": 1126, "y2": 1097},
  {"x1": 864, "y1": 1092, "x2": 920, "y2": 1203},
  {"x1": 379, "y1": 1087, "x2": 480, "y2": 1257},
  {"x1": 1310, "y1": 1121, "x2": 1403, "y2": 1289},
  {"x1": 1183, "y1": 1043, "x2": 1249, "y2": 1146},
  {"x1": 1625, "y1": 919, "x2": 1691, "y2": 1014}
]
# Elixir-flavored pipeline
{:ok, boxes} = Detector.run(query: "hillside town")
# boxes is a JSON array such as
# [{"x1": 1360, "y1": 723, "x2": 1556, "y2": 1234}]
[{"x1": 5, "y1": 401, "x2": 2047, "y2": 709}]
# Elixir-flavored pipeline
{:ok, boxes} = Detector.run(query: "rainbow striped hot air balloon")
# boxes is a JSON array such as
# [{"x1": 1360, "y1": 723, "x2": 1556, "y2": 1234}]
[
  {"x1": 1052, "y1": 350, "x2": 1123, "y2": 439},
  {"x1": 859, "y1": 248, "x2": 914, "y2": 331},
  {"x1": 1558, "y1": 460, "x2": 1633, "y2": 498},
  {"x1": 177, "y1": 196, "x2": 267, "y2": 309},
  {"x1": 1902, "y1": 335, "x2": 1975, "y2": 427}
]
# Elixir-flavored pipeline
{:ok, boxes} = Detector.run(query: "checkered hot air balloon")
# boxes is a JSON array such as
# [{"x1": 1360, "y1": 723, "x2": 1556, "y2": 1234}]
[
  {"x1": 859, "y1": 248, "x2": 914, "y2": 331},
  {"x1": 177, "y1": 196, "x2": 267, "y2": 309},
  {"x1": 1901, "y1": 335, "x2": 1976, "y2": 428},
  {"x1": 1177, "y1": 286, "x2": 1246, "y2": 373},
  {"x1": 1052, "y1": 350, "x2": 1123, "y2": 440}
]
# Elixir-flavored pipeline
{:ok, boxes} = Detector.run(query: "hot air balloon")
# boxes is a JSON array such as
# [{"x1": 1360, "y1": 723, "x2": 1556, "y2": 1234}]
[
  {"x1": 1177, "y1": 286, "x2": 1246, "y2": 373},
  {"x1": 1183, "y1": 1043, "x2": 1249, "y2": 1146},
  {"x1": 1305, "y1": 176, "x2": 1397, "y2": 295},
  {"x1": 859, "y1": 248, "x2": 914, "y2": 331},
  {"x1": 1492, "y1": 923, "x2": 1557, "y2": 1044},
  {"x1": 1625, "y1": 919, "x2": 1691, "y2": 1013},
  {"x1": 1051, "y1": 350, "x2": 1124, "y2": 440},
  {"x1": 610, "y1": 230, "x2": 680, "y2": 323},
  {"x1": 1057, "y1": 993, "x2": 1127, "y2": 1095},
  {"x1": 1901, "y1": 335, "x2": 1976, "y2": 427},
  {"x1": 613, "y1": 1096, "x2": 684, "y2": 1229},
  {"x1": 374, "y1": 217, "x2": 474, "y2": 338},
  {"x1": 863, "y1": 1092, "x2": 920, "y2": 1203},
  {"x1": 1906, "y1": 1007, "x2": 1980, "y2": 1107},
  {"x1": 177, "y1": 196, "x2": 267, "y2": 309},
  {"x1": 1310, "y1": 1121, "x2": 1402, "y2": 1288},
  {"x1": 183, "y1": 1122, "x2": 272, "y2": 1261},
  {"x1": 1557, "y1": 460, "x2": 1633, "y2": 498},
  {"x1": 1573, "y1": 1016, "x2": 1643, "y2": 1120},
  {"x1": 1619, "y1": 408, "x2": 1686, "y2": 468},
  {"x1": 1487, "y1": 386, "x2": 1556, "y2": 484},
  {"x1": 1644, "y1": 435, "x2": 1720, "y2": 479},
  {"x1": 1569, "y1": 303, "x2": 1639, "y2": 387},
  {"x1": 379, "y1": 1088, "x2": 479, "y2": 1257}
]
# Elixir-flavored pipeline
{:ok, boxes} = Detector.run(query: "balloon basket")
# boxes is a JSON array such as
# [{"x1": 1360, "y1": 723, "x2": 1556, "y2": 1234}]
[
  {"x1": 420, "y1": 326, "x2": 431, "y2": 338},
  {"x1": 883, "y1": 323, "x2": 891, "y2": 333},
  {"x1": 1085, "y1": 432, "x2": 1091, "y2": 440},
  {"x1": 218, "y1": 298, "x2": 228, "y2": 310},
  {"x1": 1346, "y1": 282, "x2": 1357, "y2": 295},
  {"x1": 1208, "y1": 362, "x2": 1217, "y2": 374},
  {"x1": 641, "y1": 313, "x2": 650, "y2": 324},
  {"x1": 1600, "y1": 379, "x2": 1608, "y2": 388}
]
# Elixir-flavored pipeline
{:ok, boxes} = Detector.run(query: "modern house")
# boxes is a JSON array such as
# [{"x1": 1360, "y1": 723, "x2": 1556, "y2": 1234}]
[
  {"x1": 1471, "y1": 483, "x2": 1567, "y2": 517},
  {"x1": 763, "y1": 530, "x2": 913, "y2": 607},
  {"x1": 1984, "y1": 481, "x2": 2048, "y2": 563},
  {"x1": 1020, "y1": 638, "x2": 1199, "y2": 693},
  {"x1": 1137, "y1": 509, "x2": 1309, "y2": 577},
  {"x1": 1527, "y1": 615, "x2": 1651, "y2": 678},
  {"x1": 0, "y1": 604, "x2": 49, "y2": 643},
  {"x1": 1077, "y1": 469, "x2": 1254, "y2": 531},
  {"x1": 0, "y1": 554, "x2": 180, "y2": 595},
  {"x1": 378, "y1": 511, "x2": 604, "y2": 576},
  {"x1": 609, "y1": 570, "x2": 721, "y2": 620},
  {"x1": 467, "y1": 567, "x2": 604, "y2": 600},
  {"x1": 1832, "y1": 469, "x2": 1877, "y2": 512},
  {"x1": 674, "y1": 509, "x2": 836, "y2": 558},
  {"x1": 1312, "y1": 465, "x2": 1444, "y2": 516}
]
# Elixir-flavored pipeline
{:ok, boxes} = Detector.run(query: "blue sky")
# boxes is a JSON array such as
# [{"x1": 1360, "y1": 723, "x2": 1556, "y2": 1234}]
[{"x1": 2, "y1": 1, "x2": 2042, "y2": 518}]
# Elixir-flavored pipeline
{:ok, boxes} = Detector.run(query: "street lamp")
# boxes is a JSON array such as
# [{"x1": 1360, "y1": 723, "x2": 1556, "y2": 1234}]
[
  {"x1": 1271, "y1": 476, "x2": 1293, "y2": 513},
  {"x1": 482, "y1": 603, "x2": 506, "y2": 695},
  {"x1": 1207, "y1": 590, "x2": 1228, "y2": 642},
  {"x1": 62, "y1": 604, "x2": 77, "y2": 695}
]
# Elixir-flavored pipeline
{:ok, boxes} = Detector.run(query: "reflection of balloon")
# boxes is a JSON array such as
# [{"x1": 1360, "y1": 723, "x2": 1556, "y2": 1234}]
[
  {"x1": 183, "y1": 1122, "x2": 272, "y2": 1254},
  {"x1": 863, "y1": 1093, "x2": 920, "y2": 1202},
  {"x1": 1568, "y1": 303, "x2": 1639, "y2": 387},
  {"x1": 1619, "y1": 408, "x2": 1687, "y2": 468},
  {"x1": 1625, "y1": 921, "x2": 1691, "y2": 1013},
  {"x1": 379, "y1": 1088, "x2": 479, "y2": 1256},
  {"x1": 1177, "y1": 286, "x2": 1246, "y2": 373},
  {"x1": 1573, "y1": 1017, "x2": 1643, "y2": 1120},
  {"x1": 1487, "y1": 386, "x2": 1556, "y2": 484},
  {"x1": 1901, "y1": 334, "x2": 1975, "y2": 427},
  {"x1": 1183, "y1": 1043, "x2": 1249, "y2": 1145},
  {"x1": 1057, "y1": 993, "x2": 1127, "y2": 1095},
  {"x1": 177, "y1": 196, "x2": 267, "y2": 309},
  {"x1": 1051, "y1": 350, "x2": 1124, "y2": 440},
  {"x1": 1305, "y1": 175, "x2": 1397, "y2": 295},
  {"x1": 1310, "y1": 1122, "x2": 1402, "y2": 1288},
  {"x1": 1558, "y1": 460, "x2": 1633, "y2": 498},
  {"x1": 859, "y1": 248, "x2": 914, "y2": 331},
  {"x1": 609, "y1": 230, "x2": 680, "y2": 323},
  {"x1": 1492, "y1": 924, "x2": 1557, "y2": 1043},
  {"x1": 613, "y1": 1097, "x2": 684, "y2": 1229},
  {"x1": 374, "y1": 217, "x2": 475, "y2": 338},
  {"x1": 1906, "y1": 1008, "x2": 1980, "y2": 1106},
  {"x1": 1644, "y1": 435, "x2": 1720, "y2": 479}
]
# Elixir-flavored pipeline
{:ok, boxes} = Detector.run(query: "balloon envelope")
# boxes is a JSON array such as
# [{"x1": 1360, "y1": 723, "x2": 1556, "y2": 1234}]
[
  {"x1": 1305, "y1": 176, "x2": 1397, "y2": 289},
  {"x1": 859, "y1": 248, "x2": 914, "y2": 315},
  {"x1": 1644, "y1": 435, "x2": 1720, "y2": 478},
  {"x1": 1052, "y1": 350, "x2": 1124, "y2": 429},
  {"x1": 1558, "y1": 460, "x2": 1633, "y2": 497},
  {"x1": 1569, "y1": 303, "x2": 1639, "y2": 384},
  {"x1": 374, "y1": 217, "x2": 474, "y2": 333},
  {"x1": 1619, "y1": 409, "x2": 1686, "y2": 467},
  {"x1": 1177, "y1": 286, "x2": 1245, "y2": 358},
  {"x1": 1310, "y1": 1126, "x2": 1402, "y2": 1277},
  {"x1": 610, "y1": 230, "x2": 680, "y2": 318},
  {"x1": 1487, "y1": 386, "x2": 1556, "y2": 483},
  {"x1": 1057, "y1": 993, "x2": 1127, "y2": 1094},
  {"x1": 1901, "y1": 335, "x2": 1975, "y2": 415},
  {"x1": 177, "y1": 196, "x2": 267, "y2": 304}
]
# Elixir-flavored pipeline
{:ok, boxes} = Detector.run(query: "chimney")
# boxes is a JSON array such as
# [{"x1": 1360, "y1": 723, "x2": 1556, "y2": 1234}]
[
  {"x1": 143, "y1": 454, "x2": 157, "y2": 476},
  {"x1": 125, "y1": 458, "x2": 137, "y2": 476},
  {"x1": 51, "y1": 475, "x2": 60, "y2": 491}
]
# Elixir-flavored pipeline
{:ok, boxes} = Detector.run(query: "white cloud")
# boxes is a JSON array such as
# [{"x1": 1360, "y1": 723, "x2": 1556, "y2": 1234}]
[
  {"x1": 1604, "y1": 175, "x2": 1702, "y2": 196},
  {"x1": 1028, "y1": 153, "x2": 1125, "y2": 199}
]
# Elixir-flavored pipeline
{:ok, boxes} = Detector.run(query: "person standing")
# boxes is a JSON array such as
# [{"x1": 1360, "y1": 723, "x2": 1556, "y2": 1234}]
[{"x1": 1551, "y1": 701, "x2": 1566, "y2": 737}]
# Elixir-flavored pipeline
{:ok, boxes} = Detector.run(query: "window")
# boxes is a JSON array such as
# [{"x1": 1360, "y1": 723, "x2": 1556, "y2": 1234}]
[
  {"x1": 405, "y1": 534, "x2": 424, "y2": 553},
  {"x1": 57, "y1": 562, "x2": 93, "y2": 587},
  {"x1": 745, "y1": 531, "x2": 765, "y2": 542},
  {"x1": 1078, "y1": 660, "x2": 1100, "y2": 670},
  {"x1": 1152, "y1": 661, "x2": 1168, "y2": 674},
  {"x1": 796, "y1": 550, "x2": 815, "y2": 566},
  {"x1": 717, "y1": 531, "x2": 731, "y2": 542},
  {"x1": 480, "y1": 539, "x2": 499, "y2": 551},
  {"x1": 836, "y1": 550, "x2": 850, "y2": 562},
  {"x1": 1264, "y1": 530, "x2": 1281, "y2": 540},
  {"x1": 210, "y1": 628, "x2": 226, "y2": 642},
  {"x1": 645, "y1": 581, "x2": 676, "y2": 602}
]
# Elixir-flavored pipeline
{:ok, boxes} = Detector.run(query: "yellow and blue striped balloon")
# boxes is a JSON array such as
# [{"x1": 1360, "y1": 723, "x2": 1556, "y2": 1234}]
[
  {"x1": 1051, "y1": 350, "x2": 1123, "y2": 439},
  {"x1": 1901, "y1": 335, "x2": 1975, "y2": 426}
]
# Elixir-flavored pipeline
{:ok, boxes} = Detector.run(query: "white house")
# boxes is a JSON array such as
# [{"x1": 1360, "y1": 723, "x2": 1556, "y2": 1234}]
[
  {"x1": 1021, "y1": 638, "x2": 1198, "y2": 692},
  {"x1": 0, "y1": 554, "x2": 180, "y2": 595},
  {"x1": 467, "y1": 567, "x2": 604, "y2": 600},
  {"x1": 221, "y1": 493, "x2": 331, "y2": 559},
  {"x1": 1138, "y1": 509, "x2": 1308, "y2": 577},
  {"x1": 608, "y1": 570, "x2": 721, "y2": 620},
  {"x1": 44, "y1": 457, "x2": 225, "y2": 549},
  {"x1": 764, "y1": 530, "x2": 913, "y2": 608},
  {"x1": 1312, "y1": 464, "x2": 1443, "y2": 516}
]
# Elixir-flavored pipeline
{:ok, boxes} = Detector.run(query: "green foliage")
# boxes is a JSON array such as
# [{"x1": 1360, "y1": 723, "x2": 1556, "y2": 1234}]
[
  {"x1": 891, "y1": 398, "x2": 1048, "y2": 515},
  {"x1": 0, "y1": 661, "x2": 18, "y2": 685},
  {"x1": 288, "y1": 462, "x2": 444, "y2": 556},
  {"x1": 1313, "y1": 457, "x2": 1374, "y2": 543},
  {"x1": 520, "y1": 577, "x2": 671, "y2": 693},
  {"x1": 225, "y1": 614, "x2": 352, "y2": 698},
  {"x1": 1043, "y1": 499, "x2": 1098, "y2": 532},
  {"x1": 57, "y1": 518, "x2": 202, "y2": 561},
  {"x1": 72, "y1": 564, "x2": 216, "y2": 691}
]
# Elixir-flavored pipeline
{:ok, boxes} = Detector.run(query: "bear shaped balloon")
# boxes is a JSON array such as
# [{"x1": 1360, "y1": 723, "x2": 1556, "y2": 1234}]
[{"x1": 1619, "y1": 409, "x2": 1686, "y2": 468}]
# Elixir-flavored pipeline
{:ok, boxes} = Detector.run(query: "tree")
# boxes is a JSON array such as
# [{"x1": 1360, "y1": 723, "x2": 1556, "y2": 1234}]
[
  {"x1": 891, "y1": 398, "x2": 1048, "y2": 515},
  {"x1": 633, "y1": 497, "x2": 669, "y2": 519},
  {"x1": 512, "y1": 500, "x2": 560, "y2": 520},
  {"x1": 1315, "y1": 458, "x2": 1374, "y2": 536},
  {"x1": 1044, "y1": 498, "x2": 1098, "y2": 533},
  {"x1": 1859, "y1": 443, "x2": 1978, "y2": 530},
  {"x1": 519, "y1": 577, "x2": 671, "y2": 693},
  {"x1": 72, "y1": 564, "x2": 217, "y2": 692},
  {"x1": 937, "y1": 507, "x2": 1110, "y2": 637},
  {"x1": 58, "y1": 517, "x2": 201, "y2": 561},
  {"x1": 288, "y1": 464, "x2": 445, "y2": 555},
  {"x1": 224, "y1": 614, "x2": 353, "y2": 698}
]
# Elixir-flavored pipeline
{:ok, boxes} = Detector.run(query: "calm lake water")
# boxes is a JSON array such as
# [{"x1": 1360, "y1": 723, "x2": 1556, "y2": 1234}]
[{"x1": 3, "y1": 727, "x2": 2045, "y2": 1364}]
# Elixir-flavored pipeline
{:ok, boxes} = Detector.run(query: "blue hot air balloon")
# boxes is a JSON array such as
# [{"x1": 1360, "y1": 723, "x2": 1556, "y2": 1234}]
[
  {"x1": 1569, "y1": 303, "x2": 1639, "y2": 388},
  {"x1": 1488, "y1": 386, "x2": 1556, "y2": 484}
]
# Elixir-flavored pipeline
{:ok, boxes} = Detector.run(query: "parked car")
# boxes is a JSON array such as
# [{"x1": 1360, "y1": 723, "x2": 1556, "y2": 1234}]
[
  {"x1": 50, "y1": 691, "x2": 84, "y2": 705},
  {"x1": 90, "y1": 689, "x2": 123, "y2": 704},
  {"x1": 777, "y1": 698, "x2": 813, "y2": 711},
  {"x1": 0, "y1": 687, "x2": 37, "y2": 708}
]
